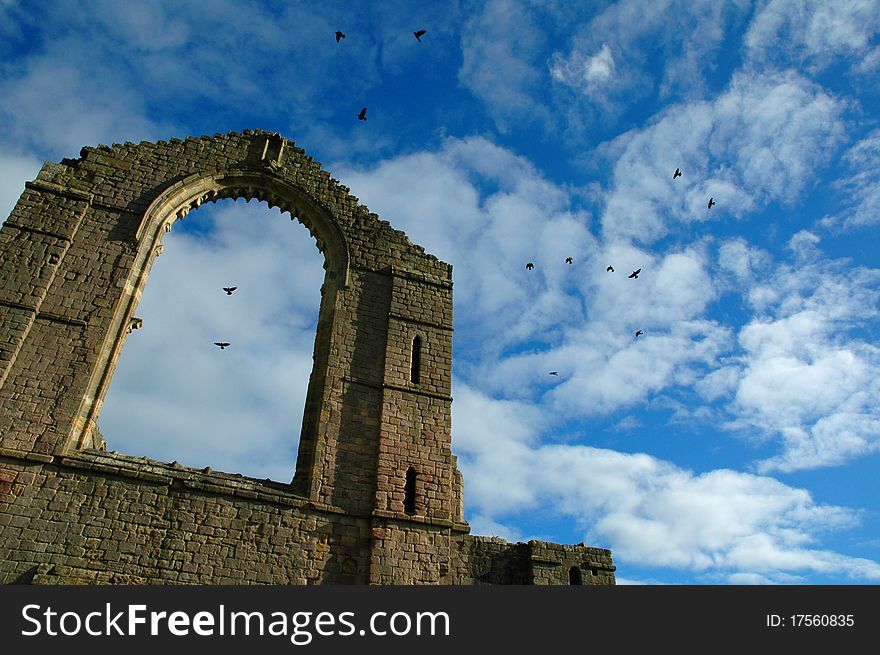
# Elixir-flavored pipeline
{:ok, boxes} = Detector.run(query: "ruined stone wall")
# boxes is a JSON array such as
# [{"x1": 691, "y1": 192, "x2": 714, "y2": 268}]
[
  {"x1": 0, "y1": 451, "x2": 614, "y2": 585},
  {"x1": 1, "y1": 450, "x2": 374, "y2": 584},
  {"x1": 0, "y1": 131, "x2": 614, "y2": 585}
]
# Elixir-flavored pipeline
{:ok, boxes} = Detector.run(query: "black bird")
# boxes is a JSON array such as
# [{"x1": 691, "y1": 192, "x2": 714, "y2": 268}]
[
  {"x1": 222, "y1": 286, "x2": 237, "y2": 295},
  {"x1": 414, "y1": 29, "x2": 427, "y2": 41},
  {"x1": 358, "y1": 107, "x2": 367, "y2": 121},
  {"x1": 335, "y1": 31, "x2": 345, "y2": 42},
  {"x1": 628, "y1": 268, "x2": 641, "y2": 279},
  {"x1": 526, "y1": 262, "x2": 534, "y2": 270},
  {"x1": 707, "y1": 197, "x2": 715, "y2": 209},
  {"x1": 607, "y1": 265, "x2": 614, "y2": 272},
  {"x1": 635, "y1": 330, "x2": 643, "y2": 338},
  {"x1": 566, "y1": 256, "x2": 573, "y2": 264},
  {"x1": 549, "y1": 371, "x2": 558, "y2": 376},
  {"x1": 673, "y1": 168, "x2": 681, "y2": 179},
  {"x1": 214, "y1": 342, "x2": 230, "y2": 350}
]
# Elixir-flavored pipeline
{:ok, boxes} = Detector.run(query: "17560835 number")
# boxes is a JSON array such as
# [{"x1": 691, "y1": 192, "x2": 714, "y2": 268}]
[{"x1": 790, "y1": 614, "x2": 854, "y2": 627}]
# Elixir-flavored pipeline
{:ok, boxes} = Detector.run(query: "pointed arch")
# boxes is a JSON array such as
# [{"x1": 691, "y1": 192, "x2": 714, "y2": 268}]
[{"x1": 65, "y1": 169, "x2": 350, "y2": 457}]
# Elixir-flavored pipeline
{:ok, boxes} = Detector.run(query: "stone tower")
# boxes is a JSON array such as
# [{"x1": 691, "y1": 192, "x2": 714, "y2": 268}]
[{"x1": 0, "y1": 131, "x2": 614, "y2": 585}]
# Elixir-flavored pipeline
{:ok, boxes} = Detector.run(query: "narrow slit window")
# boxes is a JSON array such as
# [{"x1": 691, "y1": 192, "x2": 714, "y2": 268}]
[
  {"x1": 569, "y1": 566, "x2": 582, "y2": 585},
  {"x1": 411, "y1": 336, "x2": 421, "y2": 384},
  {"x1": 404, "y1": 467, "x2": 417, "y2": 515}
]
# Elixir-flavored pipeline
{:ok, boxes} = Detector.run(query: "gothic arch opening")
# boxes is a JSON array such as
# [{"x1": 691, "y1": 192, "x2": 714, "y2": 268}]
[{"x1": 97, "y1": 196, "x2": 327, "y2": 482}]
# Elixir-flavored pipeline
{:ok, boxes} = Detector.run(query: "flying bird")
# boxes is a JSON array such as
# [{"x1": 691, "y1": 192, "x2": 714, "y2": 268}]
[
  {"x1": 214, "y1": 342, "x2": 230, "y2": 350},
  {"x1": 358, "y1": 107, "x2": 367, "y2": 121},
  {"x1": 222, "y1": 286, "x2": 237, "y2": 295},
  {"x1": 335, "y1": 31, "x2": 345, "y2": 42},
  {"x1": 607, "y1": 265, "x2": 614, "y2": 272},
  {"x1": 673, "y1": 168, "x2": 681, "y2": 179},
  {"x1": 414, "y1": 29, "x2": 427, "y2": 41},
  {"x1": 566, "y1": 256, "x2": 573, "y2": 264},
  {"x1": 635, "y1": 330, "x2": 643, "y2": 338},
  {"x1": 526, "y1": 262, "x2": 534, "y2": 270},
  {"x1": 549, "y1": 371, "x2": 558, "y2": 376},
  {"x1": 628, "y1": 268, "x2": 641, "y2": 279},
  {"x1": 707, "y1": 197, "x2": 715, "y2": 209}
]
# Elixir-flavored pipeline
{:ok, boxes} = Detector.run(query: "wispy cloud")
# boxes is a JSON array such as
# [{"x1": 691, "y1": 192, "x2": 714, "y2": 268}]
[
  {"x1": 825, "y1": 129, "x2": 880, "y2": 228},
  {"x1": 600, "y1": 70, "x2": 845, "y2": 243},
  {"x1": 745, "y1": 0, "x2": 880, "y2": 74},
  {"x1": 458, "y1": 0, "x2": 553, "y2": 133},
  {"x1": 726, "y1": 238, "x2": 880, "y2": 473},
  {"x1": 548, "y1": 0, "x2": 741, "y2": 109},
  {"x1": 550, "y1": 43, "x2": 617, "y2": 98},
  {"x1": 0, "y1": 0, "x2": 455, "y2": 161},
  {"x1": 0, "y1": 53, "x2": 170, "y2": 157}
]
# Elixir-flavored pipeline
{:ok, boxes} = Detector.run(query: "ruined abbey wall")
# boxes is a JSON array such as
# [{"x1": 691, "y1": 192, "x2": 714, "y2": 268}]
[{"x1": 0, "y1": 131, "x2": 614, "y2": 585}]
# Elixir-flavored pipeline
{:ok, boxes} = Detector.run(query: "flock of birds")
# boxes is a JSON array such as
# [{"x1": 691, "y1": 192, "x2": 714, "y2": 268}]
[
  {"x1": 213, "y1": 287, "x2": 237, "y2": 350},
  {"x1": 524, "y1": 167, "x2": 716, "y2": 375},
  {"x1": 335, "y1": 28, "x2": 429, "y2": 121},
  {"x1": 338, "y1": 34, "x2": 718, "y2": 365},
  {"x1": 212, "y1": 37, "x2": 720, "y2": 365}
]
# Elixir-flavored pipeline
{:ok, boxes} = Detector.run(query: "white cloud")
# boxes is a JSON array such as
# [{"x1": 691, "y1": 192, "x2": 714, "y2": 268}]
[
  {"x1": 544, "y1": 320, "x2": 728, "y2": 417},
  {"x1": 695, "y1": 365, "x2": 740, "y2": 402},
  {"x1": 827, "y1": 129, "x2": 880, "y2": 228},
  {"x1": 549, "y1": 0, "x2": 742, "y2": 109},
  {"x1": 745, "y1": 0, "x2": 880, "y2": 73},
  {"x1": 88, "y1": 0, "x2": 193, "y2": 52},
  {"x1": 522, "y1": 242, "x2": 730, "y2": 416},
  {"x1": 787, "y1": 229, "x2": 822, "y2": 261},
  {"x1": 466, "y1": 515, "x2": 527, "y2": 543},
  {"x1": 724, "y1": 253, "x2": 880, "y2": 473},
  {"x1": 717, "y1": 238, "x2": 773, "y2": 288},
  {"x1": 600, "y1": 70, "x2": 845, "y2": 243},
  {"x1": 335, "y1": 136, "x2": 596, "y2": 354},
  {"x1": 458, "y1": 0, "x2": 551, "y2": 132},
  {"x1": 584, "y1": 44, "x2": 615, "y2": 84},
  {"x1": 0, "y1": 45, "x2": 172, "y2": 156},
  {"x1": 455, "y1": 382, "x2": 880, "y2": 582},
  {"x1": 550, "y1": 43, "x2": 617, "y2": 96}
]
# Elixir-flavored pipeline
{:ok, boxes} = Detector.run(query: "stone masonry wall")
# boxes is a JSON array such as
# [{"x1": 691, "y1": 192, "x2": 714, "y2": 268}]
[{"x1": 1, "y1": 451, "x2": 372, "y2": 584}]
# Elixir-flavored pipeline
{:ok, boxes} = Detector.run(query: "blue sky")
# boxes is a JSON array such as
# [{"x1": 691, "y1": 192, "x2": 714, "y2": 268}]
[{"x1": 1, "y1": 1, "x2": 879, "y2": 585}]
